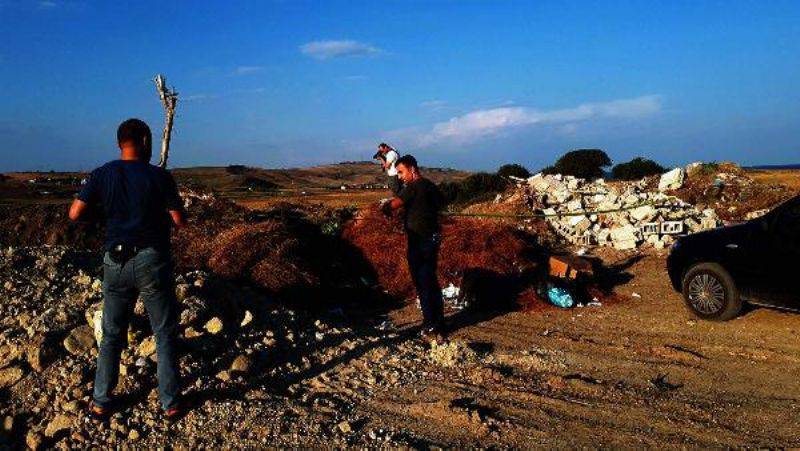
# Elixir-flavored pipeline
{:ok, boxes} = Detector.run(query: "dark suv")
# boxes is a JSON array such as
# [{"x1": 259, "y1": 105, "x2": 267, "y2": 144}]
[{"x1": 667, "y1": 194, "x2": 800, "y2": 320}]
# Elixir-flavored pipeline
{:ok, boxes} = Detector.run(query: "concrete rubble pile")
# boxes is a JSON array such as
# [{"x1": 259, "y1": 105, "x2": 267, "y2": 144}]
[{"x1": 514, "y1": 166, "x2": 719, "y2": 250}]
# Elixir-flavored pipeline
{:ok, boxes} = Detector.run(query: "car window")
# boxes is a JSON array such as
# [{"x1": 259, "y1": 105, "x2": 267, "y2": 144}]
[{"x1": 773, "y1": 197, "x2": 800, "y2": 252}]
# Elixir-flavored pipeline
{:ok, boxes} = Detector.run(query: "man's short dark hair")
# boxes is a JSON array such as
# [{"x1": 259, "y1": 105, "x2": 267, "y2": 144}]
[
  {"x1": 396, "y1": 154, "x2": 418, "y2": 170},
  {"x1": 117, "y1": 118, "x2": 152, "y2": 150}
]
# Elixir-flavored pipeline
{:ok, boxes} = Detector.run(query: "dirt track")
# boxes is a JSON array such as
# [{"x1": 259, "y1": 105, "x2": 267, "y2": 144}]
[{"x1": 364, "y1": 252, "x2": 800, "y2": 447}]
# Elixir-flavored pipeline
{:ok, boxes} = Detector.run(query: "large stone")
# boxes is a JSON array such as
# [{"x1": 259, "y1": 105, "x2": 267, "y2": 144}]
[
  {"x1": 630, "y1": 205, "x2": 657, "y2": 222},
  {"x1": 610, "y1": 225, "x2": 640, "y2": 250},
  {"x1": 44, "y1": 414, "x2": 73, "y2": 438},
  {"x1": 0, "y1": 366, "x2": 24, "y2": 388},
  {"x1": 63, "y1": 326, "x2": 96, "y2": 356},
  {"x1": 658, "y1": 167, "x2": 686, "y2": 191}
]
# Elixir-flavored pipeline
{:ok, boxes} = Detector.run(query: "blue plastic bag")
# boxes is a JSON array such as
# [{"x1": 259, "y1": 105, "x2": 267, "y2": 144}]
[{"x1": 547, "y1": 286, "x2": 574, "y2": 308}]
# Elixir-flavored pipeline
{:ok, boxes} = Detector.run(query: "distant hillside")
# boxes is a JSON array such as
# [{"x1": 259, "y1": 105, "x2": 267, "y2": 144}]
[
  {"x1": 171, "y1": 161, "x2": 470, "y2": 193},
  {"x1": 747, "y1": 164, "x2": 800, "y2": 170}
]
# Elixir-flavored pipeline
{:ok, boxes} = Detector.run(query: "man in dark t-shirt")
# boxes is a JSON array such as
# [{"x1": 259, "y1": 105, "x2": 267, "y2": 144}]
[
  {"x1": 382, "y1": 154, "x2": 446, "y2": 340},
  {"x1": 69, "y1": 118, "x2": 186, "y2": 422}
]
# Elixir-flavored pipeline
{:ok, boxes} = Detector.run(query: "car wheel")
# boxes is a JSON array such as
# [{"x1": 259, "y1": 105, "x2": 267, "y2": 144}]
[{"x1": 681, "y1": 262, "x2": 742, "y2": 321}]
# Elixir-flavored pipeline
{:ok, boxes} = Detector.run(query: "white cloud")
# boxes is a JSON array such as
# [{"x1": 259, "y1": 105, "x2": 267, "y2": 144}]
[
  {"x1": 410, "y1": 95, "x2": 662, "y2": 146},
  {"x1": 342, "y1": 75, "x2": 367, "y2": 81},
  {"x1": 300, "y1": 40, "x2": 381, "y2": 60},
  {"x1": 420, "y1": 100, "x2": 448, "y2": 111},
  {"x1": 233, "y1": 65, "x2": 264, "y2": 75}
]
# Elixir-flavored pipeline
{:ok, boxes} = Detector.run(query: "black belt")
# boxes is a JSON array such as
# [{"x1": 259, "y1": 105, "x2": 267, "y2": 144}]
[{"x1": 108, "y1": 244, "x2": 142, "y2": 264}]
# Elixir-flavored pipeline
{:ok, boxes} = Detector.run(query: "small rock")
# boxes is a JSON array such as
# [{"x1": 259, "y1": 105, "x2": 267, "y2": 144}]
[
  {"x1": 204, "y1": 317, "x2": 224, "y2": 335},
  {"x1": 44, "y1": 414, "x2": 73, "y2": 437},
  {"x1": 337, "y1": 420, "x2": 352, "y2": 434},
  {"x1": 0, "y1": 365, "x2": 24, "y2": 388},
  {"x1": 26, "y1": 340, "x2": 49, "y2": 372},
  {"x1": 63, "y1": 326, "x2": 95, "y2": 356},
  {"x1": 216, "y1": 370, "x2": 231, "y2": 382},
  {"x1": 175, "y1": 283, "x2": 191, "y2": 302},
  {"x1": 2, "y1": 415, "x2": 13, "y2": 433},
  {"x1": 128, "y1": 429, "x2": 140, "y2": 441},
  {"x1": 136, "y1": 336, "x2": 157, "y2": 357},
  {"x1": 240, "y1": 310, "x2": 254, "y2": 327},
  {"x1": 26, "y1": 431, "x2": 43, "y2": 450},
  {"x1": 230, "y1": 355, "x2": 251, "y2": 374}
]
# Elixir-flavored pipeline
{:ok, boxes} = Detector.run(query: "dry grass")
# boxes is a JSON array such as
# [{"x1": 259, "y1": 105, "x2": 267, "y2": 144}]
[
  {"x1": 746, "y1": 169, "x2": 800, "y2": 193},
  {"x1": 234, "y1": 190, "x2": 388, "y2": 210}
]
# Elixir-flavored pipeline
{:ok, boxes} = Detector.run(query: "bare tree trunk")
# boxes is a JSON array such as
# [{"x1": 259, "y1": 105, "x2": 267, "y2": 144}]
[{"x1": 153, "y1": 74, "x2": 178, "y2": 168}]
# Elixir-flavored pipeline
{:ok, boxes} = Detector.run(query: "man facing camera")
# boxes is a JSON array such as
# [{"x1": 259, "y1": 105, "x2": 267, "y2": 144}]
[
  {"x1": 68, "y1": 118, "x2": 187, "y2": 422},
  {"x1": 382, "y1": 155, "x2": 447, "y2": 340}
]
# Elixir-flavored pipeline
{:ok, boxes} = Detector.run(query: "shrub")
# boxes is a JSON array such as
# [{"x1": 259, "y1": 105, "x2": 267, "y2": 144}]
[
  {"x1": 439, "y1": 172, "x2": 510, "y2": 206},
  {"x1": 226, "y1": 165, "x2": 247, "y2": 175},
  {"x1": 497, "y1": 163, "x2": 531, "y2": 179},
  {"x1": 545, "y1": 149, "x2": 611, "y2": 179},
  {"x1": 611, "y1": 157, "x2": 666, "y2": 180}
]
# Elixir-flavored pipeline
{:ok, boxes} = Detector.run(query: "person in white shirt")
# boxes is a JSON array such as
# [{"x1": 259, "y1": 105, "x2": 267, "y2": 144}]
[{"x1": 376, "y1": 143, "x2": 402, "y2": 195}]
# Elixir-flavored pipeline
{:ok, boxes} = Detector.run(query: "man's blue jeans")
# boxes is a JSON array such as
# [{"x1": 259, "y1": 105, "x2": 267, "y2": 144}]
[
  {"x1": 93, "y1": 247, "x2": 181, "y2": 410},
  {"x1": 407, "y1": 233, "x2": 445, "y2": 330}
]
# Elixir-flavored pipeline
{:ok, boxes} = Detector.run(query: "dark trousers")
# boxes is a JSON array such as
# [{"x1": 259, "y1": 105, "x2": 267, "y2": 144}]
[
  {"x1": 407, "y1": 233, "x2": 445, "y2": 329},
  {"x1": 93, "y1": 247, "x2": 181, "y2": 410},
  {"x1": 388, "y1": 175, "x2": 402, "y2": 196}
]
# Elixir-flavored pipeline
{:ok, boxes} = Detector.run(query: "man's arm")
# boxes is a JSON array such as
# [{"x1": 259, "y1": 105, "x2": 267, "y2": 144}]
[
  {"x1": 163, "y1": 170, "x2": 187, "y2": 229},
  {"x1": 68, "y1": 198, "x2": 89, "y2": 221}
]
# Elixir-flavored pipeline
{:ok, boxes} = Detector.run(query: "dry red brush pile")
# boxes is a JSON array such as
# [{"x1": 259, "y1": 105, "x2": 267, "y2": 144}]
[
  {"x1": 205, "y1": 220, "x2": 318, "y2": 293},
  {"x1": 341, "y1": 206, "x2": 546, "y2": 301}
]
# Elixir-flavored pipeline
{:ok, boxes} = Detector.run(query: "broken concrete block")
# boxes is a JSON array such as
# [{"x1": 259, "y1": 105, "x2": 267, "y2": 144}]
[
  {"x1": 660, "y1": 221, "x2": 684, "y2": 235},
  {"x1": 700, "y1": 217, "x2": 718, "y2": 230},
  {"x1": 566, "y1": 200, "x2": 583, "y2": 212},
  {"x1": 630, "y1": 205, "x2": 657, "y2": 222},
  {"x1": 658, "y1": 167, "x2": 686, "y2": 191},
  {"x1": 610, "y1": 225, "x2": 640, "y2": 250},
  {"x1": 640, "y1": 222, "x2": 660, "y2": 236},
  {"x1": 570, "y1": 217, "x2": 592, "y2": 235}
]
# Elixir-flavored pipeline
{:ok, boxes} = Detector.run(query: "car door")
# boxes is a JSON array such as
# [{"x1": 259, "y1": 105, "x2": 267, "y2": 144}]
[{"x1": 750, "y1": 196, "x2": 800, "y2": 307}]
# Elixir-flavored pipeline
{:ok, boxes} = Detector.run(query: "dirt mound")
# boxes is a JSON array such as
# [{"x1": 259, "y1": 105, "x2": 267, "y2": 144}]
[
  {"x1": 671, "y1": 163, "x2": 794, "y2": 221},
  {"x1": 341, "y1": 206, "x2": 551, "y2": 305},
  {"x1": 206, "y1": 221, "x2": 318, "y2": 293},
  {"x1": 0, "y1": 204, "x2": 104, "y2": 249}
]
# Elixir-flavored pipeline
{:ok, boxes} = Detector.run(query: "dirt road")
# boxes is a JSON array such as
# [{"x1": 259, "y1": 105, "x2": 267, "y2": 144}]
[{"x1": 355, "y1": 252, "x2": 800, "y2": 447}]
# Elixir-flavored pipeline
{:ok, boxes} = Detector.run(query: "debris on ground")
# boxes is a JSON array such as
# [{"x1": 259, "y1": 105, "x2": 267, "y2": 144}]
[{"x1": 478, "y1": 161, "x2": 796, "y2": 250}]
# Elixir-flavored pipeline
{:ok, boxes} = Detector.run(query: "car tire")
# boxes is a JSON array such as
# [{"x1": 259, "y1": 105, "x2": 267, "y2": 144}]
[{"x1": 681, "y1": 262, "x2": 742, "y2": 321}]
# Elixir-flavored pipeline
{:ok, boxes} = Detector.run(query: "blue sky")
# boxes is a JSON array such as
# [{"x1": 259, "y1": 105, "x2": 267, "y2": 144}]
[{"x1": 1, "y1": 0, "x2": 799, "y2": 172}]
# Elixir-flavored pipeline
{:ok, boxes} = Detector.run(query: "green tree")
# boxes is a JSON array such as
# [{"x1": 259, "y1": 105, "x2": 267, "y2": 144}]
[
  {"x1": 497, "y1": 163, "x2": 531, "y2": 179},
  {"x1": 545, "y1": 149, "x2": 611, "y2": 179},
  {"x1": 611, "y1": 157, "x2": 666, "y2": 180}
]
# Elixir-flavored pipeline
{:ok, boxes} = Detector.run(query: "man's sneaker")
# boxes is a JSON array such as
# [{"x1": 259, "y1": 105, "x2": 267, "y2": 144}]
[
  {"x1": 88, "y1": 401, "x2": 111, "y2": 422},
  {"x1": 164, "y1": 400, "x2": 188, "y2": 424},
  {"x1": 419, "y1": 326, "x2": 446, "y2": 344}
]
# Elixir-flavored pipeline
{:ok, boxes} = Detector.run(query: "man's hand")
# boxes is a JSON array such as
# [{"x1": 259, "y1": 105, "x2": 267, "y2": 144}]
[
  {"x1": 169, "y1": 209, "x2": 187, "y2": 229},
  {"x1": 68, "y1": 199, "x2": 89, "y2": 222},
  {"x1": 380, "y1": 197, "x2": 404, "y2": 216}
]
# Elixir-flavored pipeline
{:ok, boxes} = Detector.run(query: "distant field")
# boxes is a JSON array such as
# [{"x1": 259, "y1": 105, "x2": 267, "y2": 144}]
[
  {"x1": 745, "y1": 168, "x2": 800, "y2": 192},
  {"x1": 232, "y1": 189, "x2": 388, "y2": 210}
]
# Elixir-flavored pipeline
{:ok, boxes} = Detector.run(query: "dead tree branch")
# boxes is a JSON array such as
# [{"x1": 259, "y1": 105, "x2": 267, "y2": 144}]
[{"x1": 153, "y1": 74, "x2": 178, "y2": 168}]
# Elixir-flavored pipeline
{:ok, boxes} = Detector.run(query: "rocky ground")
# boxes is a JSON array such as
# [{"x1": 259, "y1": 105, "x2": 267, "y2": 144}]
[{"x1": 2, "y1": 243, "x2": 800, "y2": 448}]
